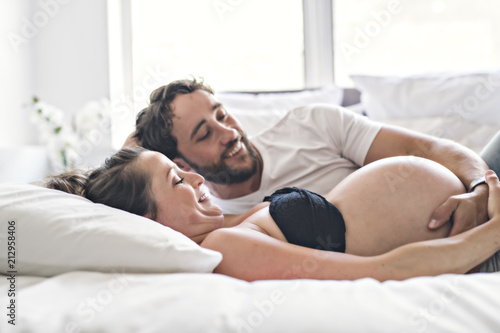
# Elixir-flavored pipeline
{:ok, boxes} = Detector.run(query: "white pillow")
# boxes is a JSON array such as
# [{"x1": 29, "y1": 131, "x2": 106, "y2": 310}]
[
  {"x1": 215, "y1": 85, "x2": 344, "y2": 136},
  {"x1": 351, "y1": 71, "x2": 500, "y2": 125},
  {"x1": 0, "y1": 183, "x2": 222, "y2": 277},
  {"x1": 383, "y1": 116, "x2": 500, "y2": 154}
]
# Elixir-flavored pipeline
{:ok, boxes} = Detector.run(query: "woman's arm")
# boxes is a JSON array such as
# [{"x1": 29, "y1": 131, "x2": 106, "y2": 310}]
[{"x1": 201, "y1": 172, "x2": 500, "y2": 282}]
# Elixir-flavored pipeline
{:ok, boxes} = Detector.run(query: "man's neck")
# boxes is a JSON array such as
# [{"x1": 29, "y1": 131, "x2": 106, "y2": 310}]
[{"x1": 206, "y1": 146, "x2": 263, "y2": 200}]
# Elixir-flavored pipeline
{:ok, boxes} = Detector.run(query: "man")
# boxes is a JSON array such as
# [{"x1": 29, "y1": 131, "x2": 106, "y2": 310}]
[{"x1": 125, "y1": 78, "x2": 495, "y2": 236}]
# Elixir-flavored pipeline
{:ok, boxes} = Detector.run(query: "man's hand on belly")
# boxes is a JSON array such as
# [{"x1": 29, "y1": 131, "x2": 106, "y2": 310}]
[{"x1": 428, "y1": 187, "x2": 489, "y2": 236}]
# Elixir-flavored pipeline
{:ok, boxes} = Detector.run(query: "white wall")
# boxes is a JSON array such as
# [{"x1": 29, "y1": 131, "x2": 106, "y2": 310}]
[
  {"x1": 0, "y1": 0, "x2": 110, "y2": 147},
  {"x1": 0, "y1": 0, "x2": 36, "y2": 146},
  {"x1": 33, "y1": 0, "x2": 110, "y2": 116},
  {"x1": 0, "y1": 0, "x2": 111, "y2": 182}
]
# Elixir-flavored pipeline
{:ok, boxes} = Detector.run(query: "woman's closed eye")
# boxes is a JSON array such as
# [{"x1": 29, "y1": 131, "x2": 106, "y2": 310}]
[{"x1": 174, "y1": 177, "x2": 184, "y2": 185}]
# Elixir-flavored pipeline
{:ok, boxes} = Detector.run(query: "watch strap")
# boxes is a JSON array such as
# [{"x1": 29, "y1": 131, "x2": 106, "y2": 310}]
[{"x1": 469, "y1": 176, "x2": 487, "y2": 193}]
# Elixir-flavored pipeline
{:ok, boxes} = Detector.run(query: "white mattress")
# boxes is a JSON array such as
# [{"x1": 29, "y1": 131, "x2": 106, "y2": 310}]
[
  {"x1": 1, "y1": 271, "x2": 500, "y2": 332},
  {"x1": 2, "y1": 89, "x2": 500, "y2": 332}
]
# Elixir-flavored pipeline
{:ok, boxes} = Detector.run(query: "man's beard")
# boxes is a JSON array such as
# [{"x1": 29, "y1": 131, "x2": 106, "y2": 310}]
[{"x1": 181, "y1": 135, "x2": 259, "y2": 185}]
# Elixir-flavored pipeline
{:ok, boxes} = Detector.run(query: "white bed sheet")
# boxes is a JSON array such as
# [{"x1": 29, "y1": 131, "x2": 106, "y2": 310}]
[{"x1": 1, "y1": 271, "x2": 500, "y2": 332}]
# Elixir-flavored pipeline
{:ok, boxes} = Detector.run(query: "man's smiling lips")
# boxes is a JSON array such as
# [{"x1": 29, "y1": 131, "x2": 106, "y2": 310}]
[{"x1": 224, "y1": 140, "x2": 243, "y2": 159}]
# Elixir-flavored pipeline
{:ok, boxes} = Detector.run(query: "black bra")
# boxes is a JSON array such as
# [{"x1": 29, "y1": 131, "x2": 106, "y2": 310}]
[{"x1": 263, "y1": 187, "x2": 346, "y2": 253}]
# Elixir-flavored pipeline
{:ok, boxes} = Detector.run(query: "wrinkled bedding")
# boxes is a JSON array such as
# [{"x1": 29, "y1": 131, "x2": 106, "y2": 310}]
[{"x1": 1, "y1": 271, "x2": 500, "y2": 333}]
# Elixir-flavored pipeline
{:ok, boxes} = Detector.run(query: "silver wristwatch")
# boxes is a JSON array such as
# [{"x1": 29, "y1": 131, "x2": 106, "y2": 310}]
[{"x1": 469, "y1": 176, "x2": 487, "y2": 193}]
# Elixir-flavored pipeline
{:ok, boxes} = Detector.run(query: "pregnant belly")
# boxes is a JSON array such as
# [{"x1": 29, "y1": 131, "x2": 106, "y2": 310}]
[{"x1": 325, "y1": 156, "x2": 466, "y2": 256}]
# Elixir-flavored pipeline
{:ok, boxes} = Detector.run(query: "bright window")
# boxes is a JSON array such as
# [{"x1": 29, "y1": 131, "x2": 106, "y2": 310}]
[
  {"x1": 334, "y1": 0, "x2": 500, "y2": 87},
  {"x1": 130, "y1": 0, "x2": 304, "y2": 101}
]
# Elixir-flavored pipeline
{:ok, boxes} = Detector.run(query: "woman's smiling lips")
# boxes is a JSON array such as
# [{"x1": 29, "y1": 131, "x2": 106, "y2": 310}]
[{"x1": 199, "y1": 192, "x2": 209, "y2": 203}]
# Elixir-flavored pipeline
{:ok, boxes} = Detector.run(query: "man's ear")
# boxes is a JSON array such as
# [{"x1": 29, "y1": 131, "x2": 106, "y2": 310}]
[{"x1": 173, "y1": 157, "x2": 194, "y2": 172}]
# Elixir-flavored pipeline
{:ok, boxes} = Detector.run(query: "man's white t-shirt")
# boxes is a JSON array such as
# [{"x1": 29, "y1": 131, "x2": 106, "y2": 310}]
[{"x1": 211, "y1": 104, "x2": 383, "y2": 214}]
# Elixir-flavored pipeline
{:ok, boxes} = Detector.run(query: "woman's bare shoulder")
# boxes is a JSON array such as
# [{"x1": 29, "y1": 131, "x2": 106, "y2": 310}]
[{"x1": 223, "y1": 201, "x2": 270, "y2": 227}]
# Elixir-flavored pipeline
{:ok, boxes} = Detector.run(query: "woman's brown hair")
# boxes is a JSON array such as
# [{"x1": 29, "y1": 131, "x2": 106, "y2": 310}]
[{"x1": 45, "y1": 147, "x2": 158, "y2": 220}]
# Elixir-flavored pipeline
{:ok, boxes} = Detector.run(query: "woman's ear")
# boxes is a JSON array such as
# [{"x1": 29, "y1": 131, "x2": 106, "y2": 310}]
[{"x1": 173, "y1": 157, "x2": 194, "y2": 172}]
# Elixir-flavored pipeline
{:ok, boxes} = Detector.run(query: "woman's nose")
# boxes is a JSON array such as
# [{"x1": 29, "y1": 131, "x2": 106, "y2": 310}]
[{"x1": 188, "y1": 172, "x2": 205, "y2": 188}]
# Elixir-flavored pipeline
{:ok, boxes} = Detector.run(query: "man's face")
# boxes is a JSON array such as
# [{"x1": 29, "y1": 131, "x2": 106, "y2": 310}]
[{"x1": 170, "y1": 90, "x2": 259, "y2": 185}]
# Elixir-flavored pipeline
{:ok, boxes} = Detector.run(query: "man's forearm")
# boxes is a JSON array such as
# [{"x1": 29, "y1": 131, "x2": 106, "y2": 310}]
[{"x1": 410, "y1": 136, "x2": 489, "y2": 191}]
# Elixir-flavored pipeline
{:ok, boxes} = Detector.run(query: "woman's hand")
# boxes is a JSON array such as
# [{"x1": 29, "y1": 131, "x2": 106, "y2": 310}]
[{"x1": 486, "y1": 170, "x2": 500, "y2": 220}]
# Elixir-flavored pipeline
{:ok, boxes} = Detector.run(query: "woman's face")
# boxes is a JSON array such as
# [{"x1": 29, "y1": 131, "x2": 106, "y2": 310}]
[{"x1": 138, "y1": 151, "x2": 223, "y2": 240}]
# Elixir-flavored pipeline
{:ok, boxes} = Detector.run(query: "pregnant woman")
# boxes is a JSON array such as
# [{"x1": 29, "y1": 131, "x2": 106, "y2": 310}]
[{"x1": 46, "y1": 147, "x2": 500, "y2": 281}]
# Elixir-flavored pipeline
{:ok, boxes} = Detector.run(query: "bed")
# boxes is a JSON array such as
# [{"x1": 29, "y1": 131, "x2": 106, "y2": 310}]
[{"x1": 2, "y1": 71, "x2": 500, "y2": 333}]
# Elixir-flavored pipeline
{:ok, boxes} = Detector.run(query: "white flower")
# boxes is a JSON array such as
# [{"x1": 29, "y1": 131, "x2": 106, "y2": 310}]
[
  {"x1": 46, "y1": 128, "x2": 80, "y2": 171},
  {"x1": 37, "y1": 101, "x2": 64, "y2": 124},
  {"x1": 29, "y1": 96, "x2": 110, "y2": 172},
  {"x1": 74, "y1": 98, "x2": 111, "y2": 136}
]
